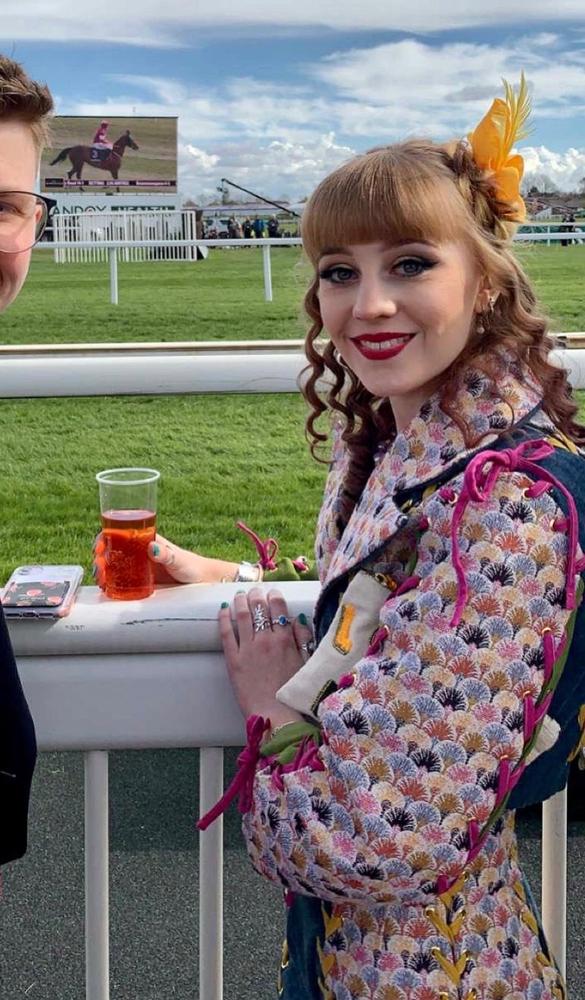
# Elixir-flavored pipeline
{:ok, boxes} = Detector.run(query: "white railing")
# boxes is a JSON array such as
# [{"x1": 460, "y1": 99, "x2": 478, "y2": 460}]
[
  {"x1": 0, "y1": 337, "x2": 584, "y2": 396},
  {"x1": 52, "y1": 210, "x2": 200, "y2": 264},
  {"x1": 36, "y1": 228, "x2": 584, "y2": 305},
  {"x1": 12, "y1": 582, "x2": 319, "y2": 1000}
]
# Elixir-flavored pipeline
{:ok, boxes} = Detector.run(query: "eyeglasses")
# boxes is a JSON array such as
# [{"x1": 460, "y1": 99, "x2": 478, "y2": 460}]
[{"x1": 0, "y1": 191, "x2": 56, "y2": 254}]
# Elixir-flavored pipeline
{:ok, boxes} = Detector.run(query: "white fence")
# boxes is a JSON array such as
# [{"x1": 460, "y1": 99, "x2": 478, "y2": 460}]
[
  {"x1": 12, "y1": 582, "x2": 318, "y2": 1000},
  {"x1": 37, "y1": 226, "x2": 584, "y2": 305},
  {"x1": 51, "y1": 209, "x2": 200, "y2": 263},
  {"x1": 0, "y1": 338, "x2": 584, "y2": 397}
]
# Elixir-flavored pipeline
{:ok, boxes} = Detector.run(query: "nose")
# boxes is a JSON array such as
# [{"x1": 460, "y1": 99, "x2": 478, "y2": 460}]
[{"x1": 352, "y1": 277, "x2": 398, "y2": 322}]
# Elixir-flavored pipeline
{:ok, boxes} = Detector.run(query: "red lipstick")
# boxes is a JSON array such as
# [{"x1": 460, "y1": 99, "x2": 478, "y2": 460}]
[{"x1": 351, "y1": 332, "x2": 416, "y2": 361}]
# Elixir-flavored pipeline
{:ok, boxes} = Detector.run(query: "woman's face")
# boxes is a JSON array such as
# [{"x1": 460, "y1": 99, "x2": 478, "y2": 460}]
[{"x1": 317, "y1": 239, "x2": 485, "y2": 431}]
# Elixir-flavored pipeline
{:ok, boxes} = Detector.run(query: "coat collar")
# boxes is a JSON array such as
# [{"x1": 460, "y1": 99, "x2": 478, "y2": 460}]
[{"x1": 317, "y1": 356, "x2": 545, "y2": 588}]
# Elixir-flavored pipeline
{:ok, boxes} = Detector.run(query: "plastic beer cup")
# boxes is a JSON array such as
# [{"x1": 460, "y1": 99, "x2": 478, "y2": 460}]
[{"x1": 96, "y1": 468, "x2": 160, "y2": 600}]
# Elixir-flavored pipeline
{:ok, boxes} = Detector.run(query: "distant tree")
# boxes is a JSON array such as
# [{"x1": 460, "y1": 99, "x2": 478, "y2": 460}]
[{"x1": 579, "y1": 177, "x2": 585, "y2": 195}]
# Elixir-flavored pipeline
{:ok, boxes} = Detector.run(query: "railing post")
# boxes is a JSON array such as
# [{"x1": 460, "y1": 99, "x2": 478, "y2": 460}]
[
  {"x1": 109, "y1": 248, "x2": 118, "y2": 306},
  {"x1": 84, "y1": 750, "x2": 110, "y2": 1000},
  {"x1": 542, "y1": 786, "x2": 567, "y2": 977},
  {"x1": 199, "y1": 748, "x2": 224, "y2": 1000},
  {"x1": 262, "y1": 243, "x2": 273, "y2": 302}
]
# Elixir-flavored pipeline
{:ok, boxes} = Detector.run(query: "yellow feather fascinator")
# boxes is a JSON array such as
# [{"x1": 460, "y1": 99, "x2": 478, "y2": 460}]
[{"x1": 467, "y1": 72, "x2": 532, "y2": 222}]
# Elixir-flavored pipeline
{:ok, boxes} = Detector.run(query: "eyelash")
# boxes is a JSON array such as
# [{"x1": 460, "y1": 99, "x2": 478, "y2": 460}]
[{"x1": 318, "y1": 257, "x2": 437, "y2": 283}]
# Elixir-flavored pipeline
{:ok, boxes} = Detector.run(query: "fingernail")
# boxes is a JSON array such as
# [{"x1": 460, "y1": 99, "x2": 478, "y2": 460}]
[
  {"x1": 152, "y1": 543, "x2": 160, "y2": 556},
  {"x1": 298, "y1": 612, "x2": 308, "y2": 625},
  {"x1": 236, "y1": 589, "x2": 246, "y2": 595},
  {"x1": 220, "y1": 601, "x2": 229, "y2": 609}
]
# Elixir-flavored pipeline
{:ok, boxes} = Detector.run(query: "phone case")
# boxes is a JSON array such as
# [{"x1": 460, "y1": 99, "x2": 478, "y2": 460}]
[
  {"x1": 1, "y1": 565, "x2": 84, "y2": 619},
  {"x1": 2, "y1": 580, "x2": 70, "y2": 608}
]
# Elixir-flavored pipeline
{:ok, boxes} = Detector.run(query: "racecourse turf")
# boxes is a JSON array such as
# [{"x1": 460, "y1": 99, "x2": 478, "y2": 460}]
[{"x1": 0, "y1": 244, "x2": 583, "y2": 583}]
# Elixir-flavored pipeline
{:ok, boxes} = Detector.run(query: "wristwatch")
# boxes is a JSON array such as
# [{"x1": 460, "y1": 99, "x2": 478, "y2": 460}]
[{"x1": 234, "y1": 561, "x2": 263, "y2": 582}]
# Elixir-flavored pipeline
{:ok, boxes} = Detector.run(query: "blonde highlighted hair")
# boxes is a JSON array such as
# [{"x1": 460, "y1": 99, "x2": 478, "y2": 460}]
[
  {"x1": 0, "y1": 55, "x2": 54, "y2": 152},
  {"x1": 300, "y1": 140, "x2": 584, "y2": 527}
]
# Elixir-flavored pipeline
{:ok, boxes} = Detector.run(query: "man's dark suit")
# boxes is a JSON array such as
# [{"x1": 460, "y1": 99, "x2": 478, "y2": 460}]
[{"x1": 0, "y1": 606, "x2": 36, "y2": 864}]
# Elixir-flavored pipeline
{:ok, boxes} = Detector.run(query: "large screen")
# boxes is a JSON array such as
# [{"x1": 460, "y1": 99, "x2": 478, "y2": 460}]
[{"x1": 41, "y1": 116, "x2": 177, "y2": 193}]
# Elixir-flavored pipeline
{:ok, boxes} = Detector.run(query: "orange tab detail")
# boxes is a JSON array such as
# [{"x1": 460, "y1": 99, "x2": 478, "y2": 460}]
[{"x1": 333, "y1": 603, "x2": 356, "y2": 654}]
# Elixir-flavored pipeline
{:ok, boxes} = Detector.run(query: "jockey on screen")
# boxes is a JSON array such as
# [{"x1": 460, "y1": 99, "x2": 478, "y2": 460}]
[{"x1": 92, "y1": 120, "x2": 111, "y2": 148}]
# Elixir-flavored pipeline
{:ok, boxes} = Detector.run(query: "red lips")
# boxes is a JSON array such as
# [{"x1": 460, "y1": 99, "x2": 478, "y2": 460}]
[
  {"x1": 351, "y1": 331, "x2": 415, "y2": 343},
  {"x1": 351, "y1": 332, "x2": 416, "y2": 361}
]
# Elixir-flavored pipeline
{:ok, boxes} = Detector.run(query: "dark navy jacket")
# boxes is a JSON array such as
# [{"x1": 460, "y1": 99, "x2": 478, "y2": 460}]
[{"x1": 0, "y1": 606, "x2": 36, "y2": 864}]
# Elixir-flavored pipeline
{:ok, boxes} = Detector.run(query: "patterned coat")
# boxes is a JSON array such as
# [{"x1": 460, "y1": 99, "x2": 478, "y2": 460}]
[{"x1": 242, "y1": 360, "x2": 585, "y2": 1000}]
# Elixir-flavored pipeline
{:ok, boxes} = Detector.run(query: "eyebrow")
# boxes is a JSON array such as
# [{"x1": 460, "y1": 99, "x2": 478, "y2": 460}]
[{"x1": 318, "y1": 239, "x2": 438, "y2": 258}]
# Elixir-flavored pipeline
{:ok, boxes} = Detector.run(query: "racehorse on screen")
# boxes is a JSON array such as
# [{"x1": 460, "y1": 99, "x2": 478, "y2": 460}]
[{"x1": 50, "y1": 131, "x2": 139, "y2": 181}]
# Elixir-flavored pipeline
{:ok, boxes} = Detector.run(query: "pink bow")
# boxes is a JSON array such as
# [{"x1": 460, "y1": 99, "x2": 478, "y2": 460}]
[{"x1": 197, "y1": 715, "x2": 269, "y2": 831}]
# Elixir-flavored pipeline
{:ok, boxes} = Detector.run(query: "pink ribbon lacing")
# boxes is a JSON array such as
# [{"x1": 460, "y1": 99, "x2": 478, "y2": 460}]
[
  {"x1": 237, "y1": 521, "x2": 279, "y2": 571},
  {"x1": 197, "y1": 715, "x2": 269, "y2": 831},
  {"x1": 237, "y1": 520, "x2": 309, "y2": 573},
  {"x1": 436, "y1": 437, "x2": 585, "y2": 895},
  {"x1": 449, "y1": 439, "x2": 584, "y2": 627}
]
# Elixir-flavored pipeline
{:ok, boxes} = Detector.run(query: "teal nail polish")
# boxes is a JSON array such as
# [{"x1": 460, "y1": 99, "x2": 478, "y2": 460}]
[
  {"x1": 220, "y1": 601, "x2": 229, "y2": 609},
  {"x1": 152, "y1": 543, "x2": 160, "y2": 556},
  {"x1": 298, "y1": 612, "x2": 308, "y2": 626},
  {"x1": 236, "y1": 589, "x2": 246, "y2": 594}
]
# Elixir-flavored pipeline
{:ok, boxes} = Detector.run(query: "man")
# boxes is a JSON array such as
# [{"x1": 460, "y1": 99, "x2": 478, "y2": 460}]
[{"x1": 0, "y1": 55, "x2": 53, "y2": 864}]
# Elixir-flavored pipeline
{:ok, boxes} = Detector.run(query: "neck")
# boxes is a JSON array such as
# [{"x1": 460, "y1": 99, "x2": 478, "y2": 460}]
[{"x1": 389, "y1": 388, "x2": 433, "y2": 434}]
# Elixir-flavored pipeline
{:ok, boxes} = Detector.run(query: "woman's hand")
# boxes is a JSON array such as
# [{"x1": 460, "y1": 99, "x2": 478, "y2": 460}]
[
  {"x1": 219, "y1": 587, "x2": 314, "y2": 723},
  {"x1": 93, "y1": 532, "x2": 239, "y2": 588}
]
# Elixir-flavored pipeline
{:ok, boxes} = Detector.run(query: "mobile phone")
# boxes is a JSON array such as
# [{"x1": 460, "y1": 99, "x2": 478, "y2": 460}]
[{"x1": 1, "y1": 565, "x2": 84, "y2": 619}]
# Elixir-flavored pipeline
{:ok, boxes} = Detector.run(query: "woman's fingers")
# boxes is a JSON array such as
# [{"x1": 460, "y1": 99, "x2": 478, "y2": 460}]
[
  {"x1": 292, "y1": 611, "x2": 315, "y2": 662},
  {"x1": 218, "y1": 602, "x2": 239, "y2": 664},
  {"x1": 266, "y1": 589, "x2": 293, "y2": 635},
  {"x1": 147, "y1": 534, "x2": 201, "y2": 584},
  {"x1": 246, "y1": 587, "x2": 273, "y2": 642}
]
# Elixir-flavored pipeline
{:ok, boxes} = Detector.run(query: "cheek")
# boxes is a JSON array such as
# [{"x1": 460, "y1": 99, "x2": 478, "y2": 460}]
[{"x1": 0, "y1": 253, "x2": 31, "y2": 302}]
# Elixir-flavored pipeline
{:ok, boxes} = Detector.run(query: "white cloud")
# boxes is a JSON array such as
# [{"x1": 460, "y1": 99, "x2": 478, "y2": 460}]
[
  {"x1": 53, "y1": 32, "x2": 585, "y2": 199},
  {"x1": 180, "y1": 134, "x2": 356, "y2": 201},
  {"x1": 185, "y1": 145, "x2": 220, "y2": 171},
  {"x1": 2, "y1": 1, "x2": 585, "y2": 47},
  {"x1": 523, "y1": 146, "x2": 585, "y2": 192}
]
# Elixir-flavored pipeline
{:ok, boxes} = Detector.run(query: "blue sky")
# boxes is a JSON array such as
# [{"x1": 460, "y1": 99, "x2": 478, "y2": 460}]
[{"x1": 2, "y1": 2, "x2": 585, "y2": 200}]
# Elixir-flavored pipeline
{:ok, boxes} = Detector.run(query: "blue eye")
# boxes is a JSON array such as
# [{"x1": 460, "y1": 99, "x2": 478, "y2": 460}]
[
  {"x1": 318, "y1": 265, "x2": 355, "y2": 283},
  {"x1": 396, "y1": 257, "x2": 435, "y2": 276}
]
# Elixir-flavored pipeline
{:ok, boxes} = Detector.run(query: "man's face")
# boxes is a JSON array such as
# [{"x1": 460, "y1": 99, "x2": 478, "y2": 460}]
[{"x1": 0, "y1": 119, "x2": 38, "y2": 313}]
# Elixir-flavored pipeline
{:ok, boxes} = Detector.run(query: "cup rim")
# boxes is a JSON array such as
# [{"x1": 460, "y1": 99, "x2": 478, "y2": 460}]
[{"x1": 96, "y1": 467, "x2": 160, "y2": 486}]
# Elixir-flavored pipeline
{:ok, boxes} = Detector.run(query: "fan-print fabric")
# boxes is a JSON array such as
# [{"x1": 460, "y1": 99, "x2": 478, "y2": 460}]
[{"x1": 241, "y1": 358, "x2": 581, "y2": 999}]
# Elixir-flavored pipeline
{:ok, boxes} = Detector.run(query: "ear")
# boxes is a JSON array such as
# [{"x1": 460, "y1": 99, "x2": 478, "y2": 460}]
[{"x1": 474, "y1": 284, "x2": 499, "y2": 314}]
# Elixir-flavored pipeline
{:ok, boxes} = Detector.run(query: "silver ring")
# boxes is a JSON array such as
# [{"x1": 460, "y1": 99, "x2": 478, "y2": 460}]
[
  {"x1": 252, "y1": 604, "x2": 271, "y2": 632},
  {"x1": 271, "y1": 615, "x2": 291, "y2": 627},
  {"x1": 300, "y1": 639, "x2": 316, "y2": 655}
]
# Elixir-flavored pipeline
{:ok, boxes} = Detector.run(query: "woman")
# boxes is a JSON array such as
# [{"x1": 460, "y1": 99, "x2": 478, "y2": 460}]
[
  {"x1": 97, "y1": 77, "x2": 585, "y2": 998},
  {"x1": 201, "y1": 77, "x2": 585, "y2": 999}
]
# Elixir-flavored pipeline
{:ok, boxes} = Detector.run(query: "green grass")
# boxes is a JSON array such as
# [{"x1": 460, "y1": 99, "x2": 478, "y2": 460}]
[
  {"x1": 1, "y1": 247, "x2": 311, "y2": 345},
  {"x1": 0, "y1": 394, "x2": 327, "y2": 584},
  {"x1": 0, "y1": 244, "x2": 583, "y2": 583},
  {"x1": 3, "y1": 243, "x2": 583, "y2": 346}
]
